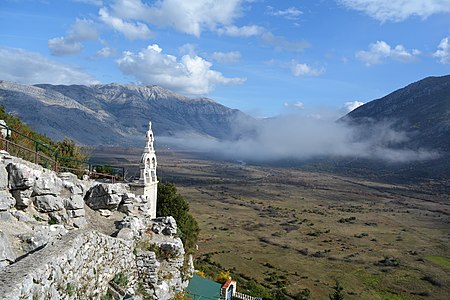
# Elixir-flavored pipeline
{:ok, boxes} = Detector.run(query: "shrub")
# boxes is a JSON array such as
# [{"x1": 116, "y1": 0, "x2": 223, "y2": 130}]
[
  {"x1": 329, "y1": 280, "x2": 345, "y2": 300},
  {"x1": 295, "y1": 288, "x2": 311, "y2": 300},
  {"x1": 215, "y1": 271, "x2": 231, "y2": 284},
  {"x1": 157, "y1": 183, "x2": 199, "y2": 252}
]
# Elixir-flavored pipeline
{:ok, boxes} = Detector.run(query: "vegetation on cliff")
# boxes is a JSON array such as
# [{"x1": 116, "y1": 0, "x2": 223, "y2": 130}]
[
  {"x1": 0, "y1": 104, "x2": 87, "y2": 169},
  {"x1": 156, "y1": 182, "x2": 199, "y2": 252}
]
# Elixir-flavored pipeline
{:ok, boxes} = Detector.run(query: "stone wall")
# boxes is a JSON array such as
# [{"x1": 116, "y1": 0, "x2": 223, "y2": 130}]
[{"x1": 0, "y1": 229, "x2": 136, "y2": 299}]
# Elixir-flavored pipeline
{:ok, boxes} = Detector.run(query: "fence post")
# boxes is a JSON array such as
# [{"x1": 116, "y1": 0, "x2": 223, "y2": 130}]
[
  {"x1": 54, "y1": 152, "x2": 58, "y2": 172},
  {"x1": 35, "y1": 142, "x2": 39, "y2": 164}
]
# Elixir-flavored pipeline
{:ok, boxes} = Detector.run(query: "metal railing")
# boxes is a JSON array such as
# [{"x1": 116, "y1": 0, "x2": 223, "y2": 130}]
[{"x1": 0, "y1": 123, "x2": 123, "y2": 183}]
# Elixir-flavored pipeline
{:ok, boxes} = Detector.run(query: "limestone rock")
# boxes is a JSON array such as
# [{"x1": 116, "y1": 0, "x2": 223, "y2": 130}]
[
  {"x1": 0, "y1": 191, "x2": 15, "y2": 211},
  {"x1": 72, "y1": 216, "x2": 87, "y2": 228},
  {"x1": 0, "y1": 211, "x2": 13, "y2": 222},
  {"x1": 33, "y1": 195, "x2": 64, "y2": 212},
  {"x1": 67, "y1": 208, "x2": 85, "y2": 218},
  {"x1": 117, "y1": 228, "x2": 135, "y2": 240},
  {"x1": 0, "y1": 231, "x2": 16, "y2": 268},
  {"x1": 33, "y1": 171, "x2": 63, "y2": 196},
  {"x1": 152, "y1": 216, "x2": 177, "y2": 237},
  {"x1": 0, "y1": 164, "x2": 7, "y2": 190},
  {"x1": 7, "y1": 162, "x2": 36, "y2": 190},
  {"x1": 118, "y1": 216, "x2": 147, "y2": 236},
  {"x1": 85, "y1": 183, "x2": 127, "y2": 210},
  {"x1": 11, "y1": 189, "x2": 33, "y2": 209},
  {"x1": 63, "y1": 194, "x2": 84, "y2": 210},
  {"x1": 18, "y1": 225, "x2": 68, "y2": 252},
  {"x1": 60, "y1": 172, "x2": 86, "y2": 195},
  {"x1": 10, "y1": 210, "x2": 36, "y2": 223}
]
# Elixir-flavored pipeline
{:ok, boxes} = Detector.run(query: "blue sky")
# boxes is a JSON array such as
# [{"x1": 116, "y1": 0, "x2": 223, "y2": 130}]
[{"x1": 1, "y1": 0, "x2": 449, "y2": 117}]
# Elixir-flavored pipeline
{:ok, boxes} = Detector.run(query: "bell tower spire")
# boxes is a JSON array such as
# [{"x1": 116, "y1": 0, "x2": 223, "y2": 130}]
[{"x1": 134, "y1": 121, "x2": 158, "y2": 218}]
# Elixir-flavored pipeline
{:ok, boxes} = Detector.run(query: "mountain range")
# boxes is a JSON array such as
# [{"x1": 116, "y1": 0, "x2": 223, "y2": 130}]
[
  {"x1": 0, "y1": 75, "x2": 449, "y2": 180},
  {"x1": 0, "y1": 81, "x2": 250, "y2": 145}
]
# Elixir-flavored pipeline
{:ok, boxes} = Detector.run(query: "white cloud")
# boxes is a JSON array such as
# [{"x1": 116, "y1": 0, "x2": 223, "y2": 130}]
[
  {"x1": 284, "y1": 101, "x2": 305, "y2": 109},
  {"x1": 69, "y1": 18, "x2": 99, "y2": 41},
  {"x1": 211, "y1": 51, "x2": 241, "y2": 63},
  {"x1": 344, "y1": 101, "x2": 365, "y2": 112},
  {"x1": 261, "y1": 32, "x2": 310, "y2": 52},
  {"x1": 48, "y1": 37, "x2": 83, "y2": 56},
  {"x1": 110, "y1": 0, "x2": 246, "y2": 37},
  {"x1": 356, "y1": 41, "x2": 420, "y2": 65},
  {"x1": 74, "y1": 0, "x2": 103, "y2": 6},
  {"x1": 339, "y1": 0, "x2": 450, "y2": 22},
  {"x1": 291, "y1": 62, "x2": 324, "y2": 77},
  {"x1": 48, "y1": 19, "x2": 98, "y2": 56},
  {"x1": 116, "y1": 44, "x2": 246, "y2": 95},
  {"x1": 99, "y1": 7, "x2": 152, "y2": 40},
  {"x1": 433, "y1": 37, "x2": 450, "y2": 64},
  {"x1": 0, "y1": 47, "x2": 98, "y2": 85},
  {"x1": 96, "y1": 47, "x2": 113, "y2": 57},
  {"x1": 267, "y1": 6, "x2": 303, "y2": 20},
  {"x1": 216, "y1": 25, "x2": 264, "y2": 37}
]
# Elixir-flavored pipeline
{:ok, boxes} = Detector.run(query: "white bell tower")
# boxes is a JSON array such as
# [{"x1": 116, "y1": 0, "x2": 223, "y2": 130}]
[{"x1": 138, "y1": 121, "x2": 158, "y2": 218}]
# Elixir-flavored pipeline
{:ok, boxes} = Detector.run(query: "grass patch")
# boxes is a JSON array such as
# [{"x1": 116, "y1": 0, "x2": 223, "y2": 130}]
[
  {"x1": 378, "y1": 291, "x2": 410, "y2": 300},
  {"x1": 425, "y1": 256, "x2": 450, "y2": 270}
]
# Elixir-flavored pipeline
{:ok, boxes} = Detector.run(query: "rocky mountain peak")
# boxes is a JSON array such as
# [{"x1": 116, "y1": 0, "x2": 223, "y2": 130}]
[{"x1": 0, "y1": 80, "x2": 252, "y2": 145}]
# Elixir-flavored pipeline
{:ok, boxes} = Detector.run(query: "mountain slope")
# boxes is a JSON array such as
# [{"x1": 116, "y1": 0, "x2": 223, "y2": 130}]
[
  {"x1": 334, "y1": 75, "x2": 450, "y2": 180},
  {"x1": 343, "y1": 75, "x2": 450, "y2": 153},
  {"x1": 0, "y1": 81, "x2": 252, "y2": 146}
]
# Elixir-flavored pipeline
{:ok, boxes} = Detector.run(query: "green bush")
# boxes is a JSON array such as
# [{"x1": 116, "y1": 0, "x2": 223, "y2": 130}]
[
  {"x1": 157, "y1": 183, "x2": 199, "y2": 252},
  {"x1": 329, "y1": 280, "x2": 345, "y2": 300}
]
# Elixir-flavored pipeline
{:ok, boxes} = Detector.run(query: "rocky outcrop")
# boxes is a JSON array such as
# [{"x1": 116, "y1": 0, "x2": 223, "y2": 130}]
[
  {"x1": 132, "y1": 217, "x2": 193, "y2": 299},
  {"x1": 85, "y1": 183, "x2": 127, "y2": 210},
  {"x1": 0, "y1": 151, "x2": 193, "y2": 299},
  {"x1": 1, "y1": 151, "x2": 89, "y2": 229}
]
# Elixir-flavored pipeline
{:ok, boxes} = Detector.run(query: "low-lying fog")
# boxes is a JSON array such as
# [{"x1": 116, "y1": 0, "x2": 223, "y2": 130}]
[{"x1": 159, "y1": 111, "x2": 439, "y2": 163}]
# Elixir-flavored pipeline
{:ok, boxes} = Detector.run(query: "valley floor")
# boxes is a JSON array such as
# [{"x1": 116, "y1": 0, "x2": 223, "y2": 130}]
[{"x1": 92, "y1": 148, "x2": 450, "y2": 299}]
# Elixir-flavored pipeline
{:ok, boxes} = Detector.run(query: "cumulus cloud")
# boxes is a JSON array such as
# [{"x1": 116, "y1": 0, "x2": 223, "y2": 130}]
[
  {"x1": 99, "y1": 7, "x2": 152, "y2": 40},
  {"x1": 0, "y1": 47, "x2": 98, "y2": 85},
  {"x1": 110, "y1": 0, "x2": 247, "y2": 37},
  {"x1": 267, "y1": 6, "x2": 303, "y2": 20},
  {"x1": 262, "y1": 32, "x2": 310, "y2": 52},
  {"x1": 211, "y1": 51, "x2": 241, "y2": 63},
  {"x1": 433, "y1": 37, "x2": 450, "y2": 64},
  {"x1": 356, "y1": 41, "x2": 420, "y2": 65},
  {"x1": 48, "y1": 19, "x2": 99, "y2": 56},
  {"x1": 116, "y1": 44, "x2": 246, "y2": 95},
  {"x1": 216, "y1": 25, "x2": 265, "y2": 37},
  {"x1": 160, "y1": 115, "x2": 439, "y2": 163},
  {"x1": 48, "y1": 38, "x2": 83, "y2": 56},
  {"x1": 339, "y1": 0, "x2": 450, "y2": 22},
  {"x1": 291, "y1": 62, "x2": 325, "y2": 77},
  {"x1": 344, "y1": 101, "x2": 365, "y2": 112}
]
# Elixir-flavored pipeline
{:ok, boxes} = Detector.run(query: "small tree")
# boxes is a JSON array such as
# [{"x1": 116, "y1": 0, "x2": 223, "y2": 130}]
[
  {"x1": 157, "y1": 183, "x2": 199, "y2": 252},
  {"x1": 329, "y1": 280, "x2": 344, "y2": 300}
]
